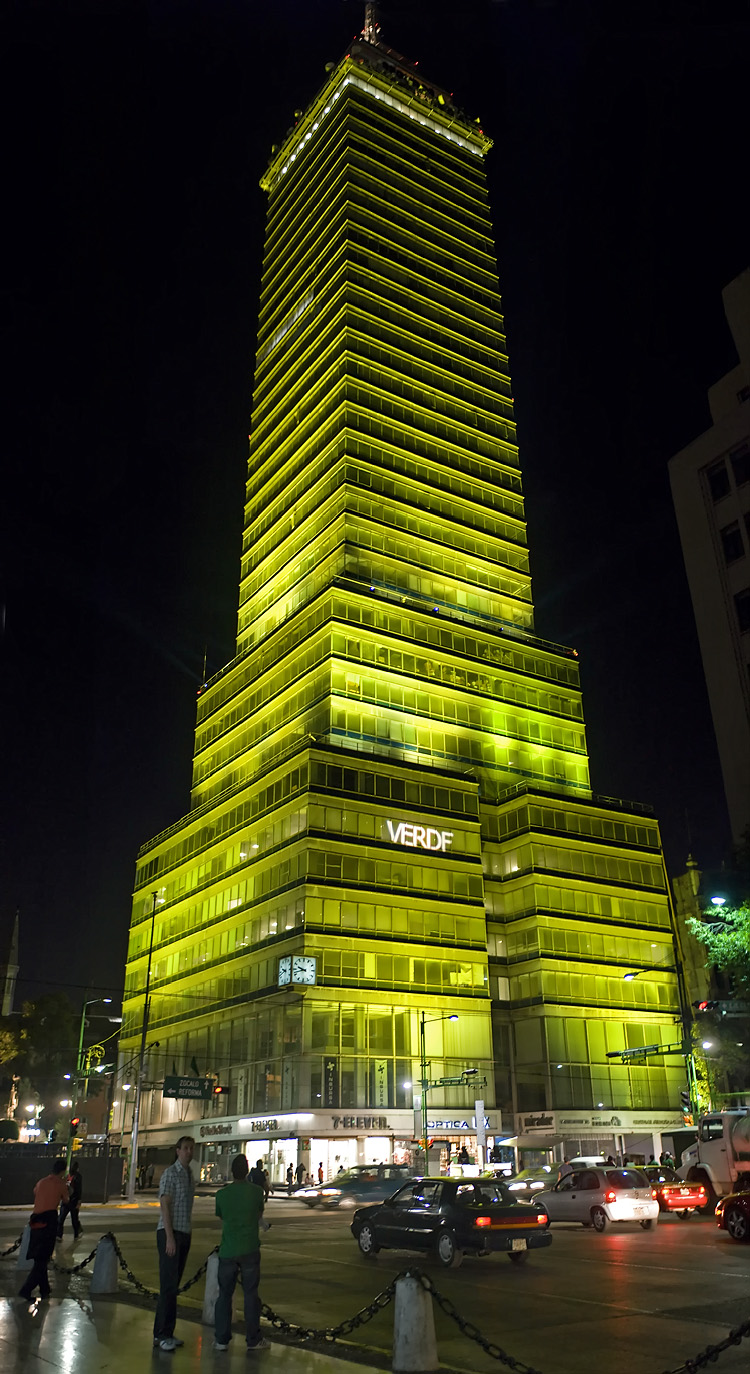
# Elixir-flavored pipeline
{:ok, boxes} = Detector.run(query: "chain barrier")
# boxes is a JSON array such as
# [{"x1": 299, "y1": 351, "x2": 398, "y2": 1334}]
[
  {"x1": 660, "y1": 1320, "x2": 750, "y2": 1374},
  {"x1": 4, "y1": 1228, "x2": 750, "y2": 1373},
  {"x1": 261, "y1": 1277, "x2": 398, "y2": 1343},
  {"x1": 406, "y1": 1268, "x2": 546, "y2": 1374}
]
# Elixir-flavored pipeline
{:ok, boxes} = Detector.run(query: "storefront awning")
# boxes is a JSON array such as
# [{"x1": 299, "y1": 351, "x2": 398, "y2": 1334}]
[{"x1": 499, "y1": 1135, "x2": 562, "y2": 1150}]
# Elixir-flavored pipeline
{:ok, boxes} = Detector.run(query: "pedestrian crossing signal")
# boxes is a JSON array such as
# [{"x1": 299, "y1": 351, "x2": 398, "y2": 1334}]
[{"x1": 213, "y1": 1085, "x2": 230, "y2": 1095}]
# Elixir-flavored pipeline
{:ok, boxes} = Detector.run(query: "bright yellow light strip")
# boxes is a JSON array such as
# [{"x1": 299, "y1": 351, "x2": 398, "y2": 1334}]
[{"x1": 268, "y1": 71, "x2": 486, "y2": 193}]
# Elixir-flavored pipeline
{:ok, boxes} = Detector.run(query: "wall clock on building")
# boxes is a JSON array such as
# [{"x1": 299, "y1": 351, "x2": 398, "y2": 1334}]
[
  {"x1": 278, "y1": 956, "x2": 292, "y2": 987},
  {"x1": 292, "y1": 955, "x2": 317, "y2": 985}
]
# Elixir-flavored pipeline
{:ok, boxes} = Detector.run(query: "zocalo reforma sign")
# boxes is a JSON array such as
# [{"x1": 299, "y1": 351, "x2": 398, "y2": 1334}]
[{"x1": 387, "y1": 820, "x2": 453, "y2": 851}]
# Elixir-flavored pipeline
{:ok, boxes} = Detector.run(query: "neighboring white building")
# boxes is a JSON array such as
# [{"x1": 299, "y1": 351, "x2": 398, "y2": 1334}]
[{"x1": 669, "y1": 269, "x2": 750, "y2": 848}]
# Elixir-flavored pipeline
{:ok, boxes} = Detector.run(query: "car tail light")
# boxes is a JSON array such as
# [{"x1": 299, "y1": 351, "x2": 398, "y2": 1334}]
[
  {"x1": 475, "y1": 1216, "x2": 491, "y2": 1228},
  {"x1": 605, "y1": 1190, "x2": 617, "y2": 1202},
  {"x1": 697, "y1": 1188, "x2": 706, "y2": 1198},
  {"x1": 536, "y1": 1212, "x2": 547, "y2": 1224},
  {"x1": 651, "y1": 1190, "x2": 657, "y2": 1199}
]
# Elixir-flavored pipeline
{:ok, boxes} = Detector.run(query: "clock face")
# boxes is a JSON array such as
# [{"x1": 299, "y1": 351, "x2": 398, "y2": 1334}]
[
  {"x1": 291, "y1": 955, "x2": 317, "y2": 985},
  {"x1": 278, "y1": 956, "x2": 291, "y2": 987}
]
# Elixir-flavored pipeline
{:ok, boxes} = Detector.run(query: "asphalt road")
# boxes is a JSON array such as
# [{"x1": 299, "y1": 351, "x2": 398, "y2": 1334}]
[{"x1": 1, "y1": 1196, "x2": 748, "y2": 1374}]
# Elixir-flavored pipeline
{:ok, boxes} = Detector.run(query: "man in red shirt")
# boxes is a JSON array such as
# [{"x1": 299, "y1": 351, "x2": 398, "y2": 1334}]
[{"x1": 19, "y1": 1158, "x2": 69, "y2": 1301}]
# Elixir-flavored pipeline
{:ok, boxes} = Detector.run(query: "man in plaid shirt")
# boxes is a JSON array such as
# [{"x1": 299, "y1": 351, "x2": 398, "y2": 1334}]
[{"x1": 153, "y1": 1136, "x2": 195, "y2": 1352}]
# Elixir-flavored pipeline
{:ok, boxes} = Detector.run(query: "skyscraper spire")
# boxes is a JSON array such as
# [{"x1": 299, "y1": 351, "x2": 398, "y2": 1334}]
[{"x1": 363, "y1": 3, "x2": 380, "y2": 45}]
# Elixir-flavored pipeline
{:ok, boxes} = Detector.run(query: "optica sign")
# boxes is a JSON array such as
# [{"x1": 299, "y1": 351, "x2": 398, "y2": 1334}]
[{"x1": 386, "y1": 820, "x2": 454, "y2": 851}]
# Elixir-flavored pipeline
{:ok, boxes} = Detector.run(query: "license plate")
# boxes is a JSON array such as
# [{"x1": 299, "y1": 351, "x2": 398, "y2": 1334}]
[
  {"x1": 511, "y1": 1238, "x2": 527, "y2": 1251},
  {"x1": 633, "y1": 1206, "x2": 647, "y2": 1215}
]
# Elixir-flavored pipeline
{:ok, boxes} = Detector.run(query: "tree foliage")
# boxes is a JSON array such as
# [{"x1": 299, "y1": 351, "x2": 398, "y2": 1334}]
[
  {"x1": 0, "y1": 1017, "x2": 20, "y2": 1066},
  {"x1": 686, "y1": 902, "x2": 750, "y2": 997}
]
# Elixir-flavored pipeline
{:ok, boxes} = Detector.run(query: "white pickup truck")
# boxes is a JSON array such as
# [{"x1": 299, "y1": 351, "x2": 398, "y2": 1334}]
[{"x1": 680, "y1": 1108, "x2": 750, "y2": 1207}]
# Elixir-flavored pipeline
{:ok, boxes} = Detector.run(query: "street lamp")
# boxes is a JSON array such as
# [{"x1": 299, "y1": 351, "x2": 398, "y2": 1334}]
[
  {"x1": 67, "y1": 995, "x2": 113, "y2": 1169},
  {"x1": 621, "y1": 959, "x2": 698, "y2": 1121},
  {"x1": 419, "y1": 1011, "x2": 458, "y2": 1169}
]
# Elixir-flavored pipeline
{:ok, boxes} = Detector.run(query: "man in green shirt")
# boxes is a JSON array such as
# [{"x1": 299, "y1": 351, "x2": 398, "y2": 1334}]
[{"x1": 214, "y1": 1154, "x2": 270, "y2": 1353}]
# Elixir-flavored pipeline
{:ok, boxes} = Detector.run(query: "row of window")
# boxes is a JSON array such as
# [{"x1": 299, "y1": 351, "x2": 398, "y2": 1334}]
[
  {"x1": 489, "y1": 925, "x2": 672, "y2": 966},
  {"x1": 129, "y1": 896, "x2": 304, "y2": 965},
  {"x1": 500, "y1": 969, "x2": 677, "y2": 1010},
  {"x1": 305, "y1": 895, "x2": 486, "y2": 944},
  {"x1": 707, "y1": 442, "x2": 750, "y2": 501},
  {"x1": 484, "y1": 880, "x2": 669, "y2": 929},
  {"x1": 484, "y1": 840, "x2": 663, "y2": 890},
  {"x1": 482, "y1": 803, "x2": 658, "y2": 849},
  {"x1": 331, "y1": 667, "x2": 584, "y2": 753},
  {"x1": 135, "y1": 766, "x2": 309, "y2": 891},
  {"x1": 307, "y1": 759, "x2": 479, "y2": 816},
  {"x1": 318, "y1": 948, "x2": 487, "y2": 993}
]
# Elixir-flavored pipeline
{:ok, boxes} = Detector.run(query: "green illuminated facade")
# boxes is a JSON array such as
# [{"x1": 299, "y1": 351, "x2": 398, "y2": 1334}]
[{"x1": 119, "y1": 33, "x2": 685, "y2": 1175}]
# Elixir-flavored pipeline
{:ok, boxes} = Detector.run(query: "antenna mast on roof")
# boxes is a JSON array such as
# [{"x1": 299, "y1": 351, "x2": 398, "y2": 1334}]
[{"x1": 363, "y1": 3, "x2": 380, "y2": 45}]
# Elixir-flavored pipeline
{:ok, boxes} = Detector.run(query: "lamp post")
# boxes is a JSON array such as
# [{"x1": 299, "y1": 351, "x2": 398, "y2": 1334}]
[
  {"x1": 419, "y1": 1011, "x2": 458, "y2": 1169},
  {"x1": 67, "y1": 996, "x2": 112, "y2": 1169},
  {"x1": 126, "y1": 890, "x2": 159, "y2": 1203},
  {"x1": 622, "y1": 958, "x2": 698, "y2": 1121}
]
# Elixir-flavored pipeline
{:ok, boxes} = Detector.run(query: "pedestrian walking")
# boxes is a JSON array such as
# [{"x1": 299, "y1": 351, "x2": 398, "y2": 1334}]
[
  {"x1": 19, "y1": 1158, "x2": 69, "y2": 1301},
  {"x1": 249, "y1": 1158, "x2": 265, "y2": 1189},
  {"x1": 286, "y1": 1164, "x2": 294, "y2": 1195},
  {"x1": 146, "y1": 1161, "x2": 155, "y2": 1188},
  {"x1": 213, "y1": 1154, "x2": 271, "y2": 1354},
  {"x1": 153, "y1": 1135, "x2": 195, "y2": 1353},
  {"x1": 262, "y1": 1168, "x2": 271, "y2": 1201},
  {"x1": 295, "y1": 1160, "x2": 305, "y2": 1188},
  {"x1": 57, "y1": 1159, "x2": 83, "y2": 1240},
  {"x1": 317, "y1": 1161, "x2": 324, "y2": 1184},
  {"x1": 557, "y1": 1157, "x2": 573, "y2": 1182}
]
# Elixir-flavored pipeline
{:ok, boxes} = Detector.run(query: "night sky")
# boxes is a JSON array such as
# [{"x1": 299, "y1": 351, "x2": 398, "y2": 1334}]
[{"x1": 2, "y1": 0, "x2": 748, "y2": 1008}]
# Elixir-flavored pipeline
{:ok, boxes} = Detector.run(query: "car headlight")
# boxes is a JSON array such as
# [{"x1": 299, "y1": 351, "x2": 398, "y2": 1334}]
[{"x1": 321, "y1": 1188, "x2": 341, "y2": 1197}]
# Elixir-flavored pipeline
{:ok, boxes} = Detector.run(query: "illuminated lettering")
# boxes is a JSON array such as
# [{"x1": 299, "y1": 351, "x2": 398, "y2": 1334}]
[{"x1": 386, "y1": 819, "x2": 454, "y2": 852}]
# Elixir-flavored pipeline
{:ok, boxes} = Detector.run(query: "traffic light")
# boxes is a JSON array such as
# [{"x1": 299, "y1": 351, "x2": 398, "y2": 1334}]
[
  {"x1": 70, "y1": 1116, "x2": 81, "y2": 1133},
  {"x1": 693, "y1": 1000, "x2": 719, "y2": 1011},
  {"x1": 679, "y1": 1090, "x2": 690, "y2": 1112},
  {"x1": 213, "y1": 1085, "x2": 230, "y2": 1096}
]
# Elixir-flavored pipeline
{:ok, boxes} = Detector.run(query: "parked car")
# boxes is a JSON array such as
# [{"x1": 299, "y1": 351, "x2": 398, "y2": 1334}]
[
  {"x1": 535, "y1": 1166, "x2": 659, "y2": 1232},
  {"x1": 351, "y1": 1175, "x2": 552, "y2": 1267},
  {"x1": 298, "y1": 1163, "x2": 413, "y2": 1209},
  {"x1": 641, "y1": 1164, "x2": 706, "y2": 1217},
  {"x1": 715, "y1": 1190, "x2": 750, "y2": 1242},
  {"x1": 504, "y1": 1166, "x2": 555, "y2": 1197}
]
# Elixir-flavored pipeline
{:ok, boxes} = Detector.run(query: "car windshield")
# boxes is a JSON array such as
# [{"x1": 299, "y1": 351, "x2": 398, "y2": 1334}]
[
  {"x1": 644, "y1": 1165, "x2": 680, "y2": 1183},
  {"x1": 456, "y1": 1181, "x2": 511, "y2": 1206},
  {"x1": 604, "y1": 1168, "x2": 649, "y2": 1189}
]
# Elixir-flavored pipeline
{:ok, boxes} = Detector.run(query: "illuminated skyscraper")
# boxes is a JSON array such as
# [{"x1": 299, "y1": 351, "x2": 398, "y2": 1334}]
[{"x1": 120, "y1": 26, "x2": 686, "y2": 1176}]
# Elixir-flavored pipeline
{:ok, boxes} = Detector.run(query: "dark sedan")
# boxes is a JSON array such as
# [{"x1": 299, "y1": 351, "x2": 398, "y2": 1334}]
[
  {"x1": 351, "y1": 1176, "x2": 553, "y2": 1267},
  {"x1": 715, "y1": 1190, "x2": 750, "y2": 1242}
]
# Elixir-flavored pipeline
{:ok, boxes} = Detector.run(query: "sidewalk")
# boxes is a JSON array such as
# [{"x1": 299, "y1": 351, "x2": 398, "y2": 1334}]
[{"x1": 0, "y1": 1292, "x2": 391, "y2": 1372}]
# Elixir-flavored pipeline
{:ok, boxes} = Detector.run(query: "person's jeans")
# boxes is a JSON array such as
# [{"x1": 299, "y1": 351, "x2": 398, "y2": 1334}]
[
  {"x1": 57, "y1": 1201, "x2": 81, "y2": 1238},
  {"x1": 153, "y1": 1229, "x2": 191, "y2": 1340},
  {"x1": 215, "y1": 1251, "x2": 261, "y2": 1347}
]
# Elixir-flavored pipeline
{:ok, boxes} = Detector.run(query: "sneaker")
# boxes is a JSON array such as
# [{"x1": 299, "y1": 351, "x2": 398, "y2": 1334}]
[
  {"x1": 213, "y1": 1341, "x2": 230, "y2": 1351},
  {"x1": 157, "y1": 1338, "x2": 180, "y2": 1352},
  {"x1": 246, "y1": 1337, "x2": 271, "y2": 1352}
]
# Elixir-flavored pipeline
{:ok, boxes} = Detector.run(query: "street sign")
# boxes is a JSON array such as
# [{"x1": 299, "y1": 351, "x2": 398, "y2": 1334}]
[{"x1": 163, "y1": 1076, "x2": 214, "y2": 1100}]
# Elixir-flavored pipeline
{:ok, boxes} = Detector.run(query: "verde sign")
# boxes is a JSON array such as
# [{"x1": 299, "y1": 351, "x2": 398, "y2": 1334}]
[{"x1": 386, "y1": 820, "x2": 454, "y2": 851}]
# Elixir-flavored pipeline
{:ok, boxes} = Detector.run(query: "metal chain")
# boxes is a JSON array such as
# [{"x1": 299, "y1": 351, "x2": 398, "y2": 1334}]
[
  {"x1": 261, "y1": 1279, "x2": 398, "y2": 1343},
  {"x1": 52, "y1": 1245, "x2": 100, "y2": 1276},
  {"x1": 6, "y1": 1227, "x2": 750, "y2": 1374},
  {"x1": 407, "y1": 1268, "x2": 547, "y2": 1374},
  {"x1": 660, "y1": 1320, "x2": 750, "y2": 1374}
]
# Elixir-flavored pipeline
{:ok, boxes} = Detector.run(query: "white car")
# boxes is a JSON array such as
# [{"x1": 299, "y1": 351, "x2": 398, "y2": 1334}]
[{"x1": 535, "y1": 1166, "x2": 659, "y2": 1232}]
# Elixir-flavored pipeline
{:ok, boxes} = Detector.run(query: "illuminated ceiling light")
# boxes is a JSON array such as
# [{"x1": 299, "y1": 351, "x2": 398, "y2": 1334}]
[{"x1": 710, "y1": 896, "x2": 726, "y2": 906}]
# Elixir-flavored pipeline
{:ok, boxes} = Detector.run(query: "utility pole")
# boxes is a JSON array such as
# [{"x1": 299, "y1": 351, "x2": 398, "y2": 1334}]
[{"x1": 126, "y1": 891, "x2": 158, "y2": 1202}]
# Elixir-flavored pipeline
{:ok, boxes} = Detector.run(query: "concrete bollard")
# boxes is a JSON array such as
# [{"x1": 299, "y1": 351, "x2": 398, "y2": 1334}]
[
  {"x1": 202, "y1": 1252, "x2": 220, "y2": 1326},
  {"x1": 392, "y1": 1274, "x2": 439, "y2": 1373},
  {"x1": 15, "y1": 1225, "x2": 33, "y2": 1273},
  {"x1": 90, "y1": 1236, "x2": 119, "y2": 1295}
]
